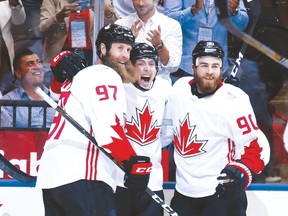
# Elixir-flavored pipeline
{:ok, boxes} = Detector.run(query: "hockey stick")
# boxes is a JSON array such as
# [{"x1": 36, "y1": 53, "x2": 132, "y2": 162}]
[
  {"x1": 0, "y1": 153, "x2": 37, "y2": 183},
  {"x1": 229, "y1": 0, "x2": 261, "y2": 78},
  {"x1": 214, "y1": 0, "x2": 288, "y2": 69},
  {"x1": 34, "y1": 86, "x2": 178, "y2": 216}
]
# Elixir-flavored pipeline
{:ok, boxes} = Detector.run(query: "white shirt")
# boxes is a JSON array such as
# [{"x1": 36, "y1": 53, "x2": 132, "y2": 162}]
[{"x1": 115, "y1": 10, "x2": 182, "y2": 82}]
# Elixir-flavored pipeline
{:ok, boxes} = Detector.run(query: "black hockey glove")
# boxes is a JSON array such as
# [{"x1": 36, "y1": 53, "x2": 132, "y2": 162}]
[
  {"x1": 50, "y1": 51, "x2": 88, "y2": 83},
  {"x1": 215, "y1": 161, "x2": 252, "y2": 199},
  {"x1": 123, "y1": 156, "x2": 152, "y2": 192}
]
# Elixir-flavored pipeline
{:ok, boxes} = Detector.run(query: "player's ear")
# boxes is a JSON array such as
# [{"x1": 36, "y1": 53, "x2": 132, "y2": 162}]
[
  {"x1": 100, "y1": 43, "x2": 107, "y2": 56},
  {"x1": 192, "y1": 64, "x2": 197, "y2": 71}
]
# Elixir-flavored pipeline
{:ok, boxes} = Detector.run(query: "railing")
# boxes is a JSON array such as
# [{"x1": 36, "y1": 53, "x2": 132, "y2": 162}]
[
  {"x1": 0, "y1": 100, "x2": 52, "y2": 128},
  {"x1": 0, "y1": 100, "x2": 51, "y2": 181}
]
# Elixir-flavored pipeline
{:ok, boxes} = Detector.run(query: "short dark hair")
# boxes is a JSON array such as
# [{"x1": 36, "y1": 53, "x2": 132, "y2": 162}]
[{"x1": 13, "y1": 48, "x2": 34, "y2": 70}]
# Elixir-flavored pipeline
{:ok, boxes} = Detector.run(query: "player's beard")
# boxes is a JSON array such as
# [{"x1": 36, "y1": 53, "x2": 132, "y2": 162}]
[
  {"x1": 194, "y1": 74, "x2": 222, "y2": 94},
  {"x1": 103, "y1": 53, "x2": 138, "y2": 84}
]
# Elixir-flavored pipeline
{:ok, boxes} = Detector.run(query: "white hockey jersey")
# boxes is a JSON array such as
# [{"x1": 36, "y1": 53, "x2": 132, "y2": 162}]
[
  {"x1": 166, "y1": 77, "x2": 270, "y2": 198},
  {"x1": 36, "y1": 65, "x2": 136, "y2": 191},
  {"x1": 117, "y1": 77, "x2": 172, "y2": 191}
]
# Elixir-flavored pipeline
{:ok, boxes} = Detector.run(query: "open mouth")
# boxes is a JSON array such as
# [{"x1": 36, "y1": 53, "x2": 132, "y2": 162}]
[
  {"x1": 141, "y1": 76, "x2": 150, "y2": 82},
  {"x1": 138, "y1": 76, "x2": 151, "y2": 89}
]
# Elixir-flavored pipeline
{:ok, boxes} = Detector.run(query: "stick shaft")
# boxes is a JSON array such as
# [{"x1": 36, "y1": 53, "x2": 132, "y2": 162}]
[
  {"x1": 215, "y1": 0, "x2": 288, "y2": 69},
  {"x1": 230, "y1": 0, "x2": 261, "y2": 77}
]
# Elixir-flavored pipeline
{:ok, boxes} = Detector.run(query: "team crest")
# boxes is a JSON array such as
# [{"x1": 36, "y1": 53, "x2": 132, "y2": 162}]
[
  {"x1": 125, "y1": 100, "x2": 160, "y2": 146},
  {"x1": 174, "y1": 114, "x2": 207, "y2": 158}
]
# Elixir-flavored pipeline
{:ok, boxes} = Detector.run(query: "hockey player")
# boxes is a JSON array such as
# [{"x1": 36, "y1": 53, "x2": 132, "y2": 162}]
[
  {"x1": 166, "y1": 41, "x2": 270, "y2": 216},
  {"x1": 115, "y1": 42, "x2": 172, "y2": 216},
  {"x1": 36, "y1": 24, "x2": 152, "y2": 216}
]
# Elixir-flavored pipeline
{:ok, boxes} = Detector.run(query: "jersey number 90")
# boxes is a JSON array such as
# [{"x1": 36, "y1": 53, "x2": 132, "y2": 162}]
[{"x1": 237, "y1": 114, "x2": 259, "y2": 135}]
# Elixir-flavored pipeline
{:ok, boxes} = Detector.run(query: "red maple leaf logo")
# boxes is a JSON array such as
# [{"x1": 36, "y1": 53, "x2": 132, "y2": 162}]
[
  {"x1": 125, "y1": 100, "x2": 160, "y2": 146},
  {"x1": 101, "y1": 115, "x2": 135, "y2": 163},
  {"x1": 101, "y1": 115, "x2": 129, "y2": 152},
  {"x1": 174, "y1": 114, "x2": 207, "y2": 158}
]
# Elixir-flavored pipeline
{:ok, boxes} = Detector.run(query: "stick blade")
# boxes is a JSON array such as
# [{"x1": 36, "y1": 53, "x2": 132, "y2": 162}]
[{"x1": 0, "y1": 153, "x2": 37, "y2": 183}]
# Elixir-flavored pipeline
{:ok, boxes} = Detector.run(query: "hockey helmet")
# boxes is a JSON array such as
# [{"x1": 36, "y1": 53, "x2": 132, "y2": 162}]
[
  {"x1": 50, "y1": 51, "x2": 88, "y2": 82},
  {"x1": 130, "y1": 43, "x2": 159, "y2": 66},
  {"x1": 192, "y1": 41, "x2": 224, "y2": 66},
  {"x1": 96, "y1": 23, "x2": 135, "y2": 58}
]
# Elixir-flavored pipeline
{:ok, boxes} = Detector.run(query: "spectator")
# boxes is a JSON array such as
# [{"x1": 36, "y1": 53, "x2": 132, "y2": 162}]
[
  {"x1": 109, "y1": 0, "x2": 164, "y2": 18},
  {"x1": 115, "y1": 43, "x2": 172, "y2": 216},
  {"x1": 164, "y1": 0, "x2": 249, "y2": 79},
  {"x1": 39, "y1": 0, "x2": 93, "y2": 86},
  {"x1": 111, "y1": 0, "x2": 136, "y2": 18},
  {"x1": 0, "y1": 0, "x2": 26, "y2": 93},
  {"x1": 0, "y1": 48, "x2": 55, "y2": 128},
  {"x1": 36, "y1": 24, "x2": 152, "y2": 216},
  {"x1": 165, "y1": 41, "x2": 270, "y2": 215},
  {"x1": 12, "y1": 0, "x2": 44, "y2": 60},
  {"x1": 104, "y1": 0, "x2": 120, "y2": 25},
  {"x1": 115, "y1": 0, "x2": 182, "y2": 82}
]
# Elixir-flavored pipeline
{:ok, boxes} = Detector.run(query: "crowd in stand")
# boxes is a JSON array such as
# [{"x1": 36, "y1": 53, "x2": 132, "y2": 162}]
[{"x1": 0, "y1": 0, "x2": 288, "y2": 190}]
